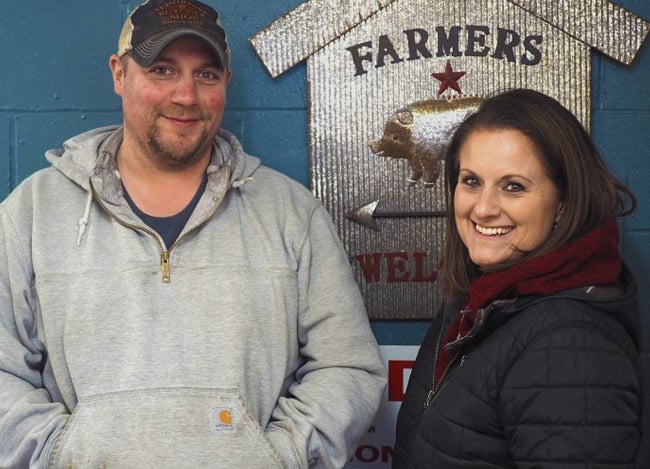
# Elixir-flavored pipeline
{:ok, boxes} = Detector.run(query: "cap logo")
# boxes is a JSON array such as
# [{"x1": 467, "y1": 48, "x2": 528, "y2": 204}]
[
  {"x1": 154, "y1": 0, "x2": 208, "y2": 25},
  {"x1": 117, "y1": 0, "x2": 230, "y2": 69}
]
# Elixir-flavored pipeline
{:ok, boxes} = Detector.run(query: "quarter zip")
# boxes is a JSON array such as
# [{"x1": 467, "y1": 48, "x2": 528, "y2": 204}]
[
  {"x1": 90, "y1": 179, "x2": 166, "y2": 253},
  {"x1": 161, "y1": 251, "x2": 171, "y2": 283},
  {"x1": 92, "y1": 192, "x2": 167, "y2": 280},
  {"x1": 162, "y1": 165, "x2": 231, "y2": 282},
  {"x1": 89, "y1": 165, "x2": 231, "y2": 283}
]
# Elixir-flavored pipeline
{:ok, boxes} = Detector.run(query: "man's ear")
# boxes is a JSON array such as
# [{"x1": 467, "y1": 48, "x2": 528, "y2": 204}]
[{"x1": 109, "y1": 54, "x2": 125, "y2": 97}]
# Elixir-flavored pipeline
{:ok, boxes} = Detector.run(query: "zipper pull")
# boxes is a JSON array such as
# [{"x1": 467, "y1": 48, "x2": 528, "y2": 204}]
[
  {"x1": 460, "y1": 354, "x2": 468, "y2": 367},
  {"x1": 161, "y1": 251, "x2": 171, "y2": 283},
  {"x1": 424, "y1": 389, "x2": 435, "y2": 408}
]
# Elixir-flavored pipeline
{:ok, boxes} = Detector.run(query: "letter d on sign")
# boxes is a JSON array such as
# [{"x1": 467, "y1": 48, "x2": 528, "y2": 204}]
[{"x1": 388, "y1": 360, "x2": 415, "y2": 401}]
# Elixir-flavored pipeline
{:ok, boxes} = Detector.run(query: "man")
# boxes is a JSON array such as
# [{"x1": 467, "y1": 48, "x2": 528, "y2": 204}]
[{"x1": 0, "y1": 1, "x2": 386, "y2": 467}]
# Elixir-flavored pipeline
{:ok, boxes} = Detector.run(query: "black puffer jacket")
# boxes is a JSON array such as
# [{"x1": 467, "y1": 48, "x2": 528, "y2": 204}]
[{"x1": 393, "y1": 267, "x2": 642, "y2": 468}]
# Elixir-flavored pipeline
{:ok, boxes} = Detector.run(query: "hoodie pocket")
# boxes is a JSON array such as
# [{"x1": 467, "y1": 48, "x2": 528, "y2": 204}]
[{"x1": 49, "y1": 387, "x2": 284, "y2": 469}]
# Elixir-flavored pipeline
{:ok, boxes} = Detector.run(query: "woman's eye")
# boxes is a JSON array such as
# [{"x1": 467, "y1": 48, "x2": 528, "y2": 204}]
[
  {"x1": 461, "y1": 176, "x2": 479, "y2": 187},
  {"x1": 504, "y1": 182, "x2": 525, "y2": 192}
]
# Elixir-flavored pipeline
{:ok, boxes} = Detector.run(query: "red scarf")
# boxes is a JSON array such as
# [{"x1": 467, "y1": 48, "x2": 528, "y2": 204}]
[{"x1": 433, "y1": 219, "x2": 621, "y2": 387}]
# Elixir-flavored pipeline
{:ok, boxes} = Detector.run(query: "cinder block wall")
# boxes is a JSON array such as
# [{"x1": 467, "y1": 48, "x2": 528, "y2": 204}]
[{"x1": 1, "y1": 0, "x2": 649, "y2": 463}]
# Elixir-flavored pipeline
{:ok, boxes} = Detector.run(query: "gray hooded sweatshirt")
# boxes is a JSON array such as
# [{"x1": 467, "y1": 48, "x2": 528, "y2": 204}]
[{"x1": 0, "y1": 126, "x2": 386, "y2": 469}]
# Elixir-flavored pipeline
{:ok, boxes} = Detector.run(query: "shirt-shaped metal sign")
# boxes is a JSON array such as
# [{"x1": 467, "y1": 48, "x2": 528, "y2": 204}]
[{"x1": 251, "y1": 0, "x2": 649, "y2": 319}]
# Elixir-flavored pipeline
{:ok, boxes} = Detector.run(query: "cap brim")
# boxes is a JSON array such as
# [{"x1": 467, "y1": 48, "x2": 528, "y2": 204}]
[{"x1": 129, "y1": 28, "x2": 228, "y2": 70}]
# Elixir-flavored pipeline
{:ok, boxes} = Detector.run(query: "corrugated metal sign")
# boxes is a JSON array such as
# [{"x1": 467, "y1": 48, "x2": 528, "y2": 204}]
[{"x1": 252, "y1": 0, "x2": 649, "y2": 319}]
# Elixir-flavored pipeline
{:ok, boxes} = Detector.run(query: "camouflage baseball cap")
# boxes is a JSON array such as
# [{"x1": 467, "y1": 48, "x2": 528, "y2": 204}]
[{"x1": 117, "y1": 0, "x2": 230, "y2": 70}]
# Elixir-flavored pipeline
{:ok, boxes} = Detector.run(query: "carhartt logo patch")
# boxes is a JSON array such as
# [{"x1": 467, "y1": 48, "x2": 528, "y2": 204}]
[{"x1": 211, "y1": 407, "x2": 235, "y2": 432}]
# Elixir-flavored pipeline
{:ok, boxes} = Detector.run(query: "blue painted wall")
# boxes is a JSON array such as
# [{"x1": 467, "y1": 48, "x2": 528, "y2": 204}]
[{"x1": 1, "y1": 0, "x2": 649, "y2": 463}]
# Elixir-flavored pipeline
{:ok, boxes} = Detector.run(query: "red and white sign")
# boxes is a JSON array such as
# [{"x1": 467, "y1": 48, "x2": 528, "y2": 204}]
[{"x1": 346, "y1": 345, "x2": 419, "y2": 468}]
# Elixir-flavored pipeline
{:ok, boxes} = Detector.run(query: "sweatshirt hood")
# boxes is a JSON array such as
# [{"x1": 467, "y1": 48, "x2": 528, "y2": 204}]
[
  {"x1": 44, "y1": 125, "x2": 262, "y2": 191},
  {"x1": 44, "y1": 125, "x2": 262, "y2": 246}
]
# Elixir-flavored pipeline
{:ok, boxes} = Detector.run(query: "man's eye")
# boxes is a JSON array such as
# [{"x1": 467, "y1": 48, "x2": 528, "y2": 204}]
[
  {"x1": 197, "y1": 71, "x2": 218, "y2": 80},
  {"x1": 151, "y1": 66, "x2": 172, "y2": 75}
]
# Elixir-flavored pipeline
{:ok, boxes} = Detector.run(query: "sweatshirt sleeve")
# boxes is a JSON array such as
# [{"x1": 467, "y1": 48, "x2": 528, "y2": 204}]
[
  {"x1": 497, "y1": 310, "x2": 641, "y2": 467},
  {"x1": 0, "y1": 207, "x2": 68, "y2": 468},
  {"x1": 264, "y1": 203, "x2": 387, "y2": 469}
]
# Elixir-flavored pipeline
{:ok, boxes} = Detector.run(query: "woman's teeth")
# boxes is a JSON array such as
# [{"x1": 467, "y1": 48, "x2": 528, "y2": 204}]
[{"x1": 475, "y1": 224, "x2": 512, "y2": 236}]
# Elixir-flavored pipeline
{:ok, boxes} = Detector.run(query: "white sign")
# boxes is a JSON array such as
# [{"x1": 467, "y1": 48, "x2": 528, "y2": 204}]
[{"x1": 346, "y1": 345, "x2": 419, "y2": 468}]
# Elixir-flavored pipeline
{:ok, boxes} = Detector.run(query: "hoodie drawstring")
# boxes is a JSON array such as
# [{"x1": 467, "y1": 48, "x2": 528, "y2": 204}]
[
  {"x1": 232, "y1": 177, "x2": 253, "y2": 189},
  {"x1": 77, "y1": 191, "x2": 93, "y2": 246}
]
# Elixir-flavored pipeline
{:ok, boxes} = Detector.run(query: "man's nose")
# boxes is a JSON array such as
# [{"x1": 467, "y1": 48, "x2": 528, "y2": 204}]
[{"x1": 171, "y1": 75, "x2": 198, "y2": 105}]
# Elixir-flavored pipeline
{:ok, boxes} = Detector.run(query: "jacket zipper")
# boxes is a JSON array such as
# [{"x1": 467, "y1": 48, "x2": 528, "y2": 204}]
[
  {"x1": 424, "y1": 303, "x2": 507, "y2": 408},
  {"x1": 425, "y1": 352, "x2": 468, "y2": 408},
  {"x1": 89, "y1": 166, "x2": 231, "y2": 283},
  {"x1": 424, "y1": 311, "x2": 471, "y2": 408},
  {"x1": 424, "y1": 321, "x2": 447, "y2": 408}
]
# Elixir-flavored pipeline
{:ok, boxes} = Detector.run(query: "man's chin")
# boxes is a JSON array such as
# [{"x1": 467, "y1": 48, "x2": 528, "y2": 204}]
[
  {"x1": 147, "y1": 128, "x2": 213, "y2": 168},
  {"x1": 157, "y1": 145, "x2": 211, "y2": 169}
]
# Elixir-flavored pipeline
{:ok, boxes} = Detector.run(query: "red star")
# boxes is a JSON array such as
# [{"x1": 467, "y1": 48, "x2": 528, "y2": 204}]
[{"x1": 431, "y1": 60, "x2": 466, "y2": 96}]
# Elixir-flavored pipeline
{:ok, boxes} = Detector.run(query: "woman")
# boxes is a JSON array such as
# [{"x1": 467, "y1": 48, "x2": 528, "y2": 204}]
[{"x1": 393, "y1": 89, "x2": 641, "y2": 468}]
